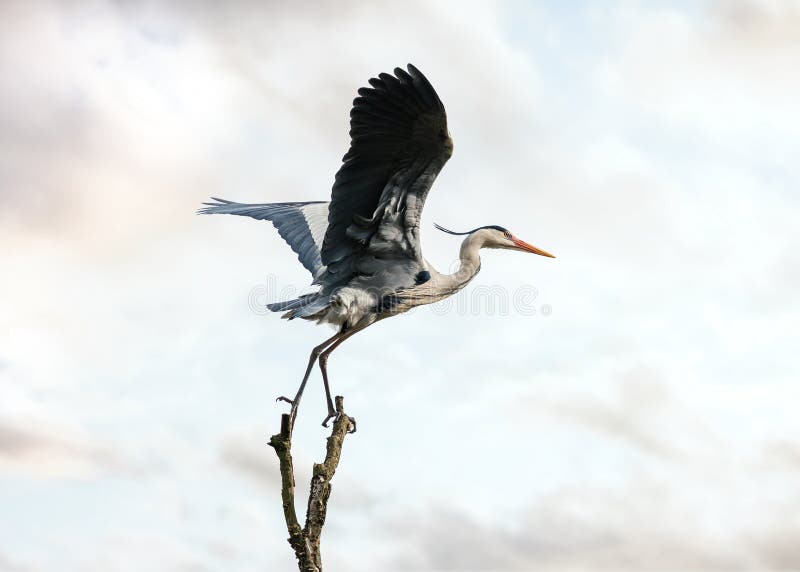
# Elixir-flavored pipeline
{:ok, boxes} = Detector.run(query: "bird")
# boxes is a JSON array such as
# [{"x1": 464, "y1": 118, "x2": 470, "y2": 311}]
[{"x1": 199, "y1": 64, "x2": 554, "y2": 431}]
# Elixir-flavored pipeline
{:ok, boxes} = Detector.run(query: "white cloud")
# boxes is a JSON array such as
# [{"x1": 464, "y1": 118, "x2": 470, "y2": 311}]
[
  {"x1": 0, "y1": 419, "x2": 124, "y2": 478},
  {"x1": 2, "y1": 0, "x2": 799, "y2": 570}
]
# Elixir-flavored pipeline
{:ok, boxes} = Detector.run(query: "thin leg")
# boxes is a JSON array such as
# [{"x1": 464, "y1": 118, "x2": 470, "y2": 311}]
[
  {"x1": 318, "y1": 328, "x2": 360, "y2": 430},
  {"x1": 277, "y1": 332, "x2": 340, "y2": 430}
]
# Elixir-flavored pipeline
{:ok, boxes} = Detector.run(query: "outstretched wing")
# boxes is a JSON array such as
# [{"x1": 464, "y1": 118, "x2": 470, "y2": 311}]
[
  {"x1": 319, "y1": 63, "x2": 453, "y2": 292},
  {"x1": 199, "y1": 198, "x2": 329, "y2": 279}
]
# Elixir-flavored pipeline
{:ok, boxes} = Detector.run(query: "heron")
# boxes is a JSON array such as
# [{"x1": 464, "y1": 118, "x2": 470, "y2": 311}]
[{"x1": 200, "y1": 64, "x2": 554, "y2": 430}]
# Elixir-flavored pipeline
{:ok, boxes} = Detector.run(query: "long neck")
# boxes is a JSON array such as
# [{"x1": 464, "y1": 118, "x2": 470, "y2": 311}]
[{"x1": 443, "y1": 233, "x2": 483, "y2": 291}]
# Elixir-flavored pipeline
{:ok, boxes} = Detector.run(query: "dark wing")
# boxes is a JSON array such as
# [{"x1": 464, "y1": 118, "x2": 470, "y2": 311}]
[
  {"x1": 198, "y1": 198, "x2": 329, "y2": 279},
  {"x1": 319, "y1": 64, "x2": 452, "y2": 293}
]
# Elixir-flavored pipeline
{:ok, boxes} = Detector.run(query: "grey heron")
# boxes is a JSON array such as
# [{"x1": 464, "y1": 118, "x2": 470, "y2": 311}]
[{"x1": 200, "y1": 64, "x2": 554, "y2": 430}]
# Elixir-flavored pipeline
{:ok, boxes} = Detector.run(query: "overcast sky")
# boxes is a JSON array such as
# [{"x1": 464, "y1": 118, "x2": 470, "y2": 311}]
[{"x1": 1, "y1": 0, "x2": 799, "y2": 570}]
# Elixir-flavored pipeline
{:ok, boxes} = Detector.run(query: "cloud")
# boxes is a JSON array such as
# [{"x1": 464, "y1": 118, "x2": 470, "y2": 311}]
[
  {"x1": 750, "y1": 518, "x2": 800, "y2": 570},
  {"x1": 0, "y1": 0, "x2": 544, "y2": 250},
  {"x1": 381, "y1": 485, "x2": 800, "y2": 571},
  {"x1": 0, "y1": 418, "x2": 127, "y2": 478},
  {"x1": 541, "y1": 368, "x2": 680, "y2": 458},
  {"x1": 761, "y1": 440, "x2": 800, "y2": 472},
  {"x1": 0, "y1": 552, "x2": 32, "y2": 572},
  {"x1": 2, "y1": 1, "x2": 800, "y2": 570},
  {"x1": 594, "y1": 1, "x2": 800, "y2": 140},
  {"x1": 219, "y1": 428, "x2": 378, "y2": 514},
  {"x1": 714, "y1": 0, "x2": 800, "y2": 48},
  {"x1": 219, "y1": 432, "x2": 283, "y2": 490}
]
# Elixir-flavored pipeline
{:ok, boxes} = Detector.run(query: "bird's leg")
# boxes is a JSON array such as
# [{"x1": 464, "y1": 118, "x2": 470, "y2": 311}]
[
  {"x1": 318, "y1": 330, "x2": 359, "y2": 432},
  {"x1": 277, "y1": 332, "x2": 340, "y2": 431},
  {"x1": 318, "y1": 350, "x2": 337, "y2": 426}
]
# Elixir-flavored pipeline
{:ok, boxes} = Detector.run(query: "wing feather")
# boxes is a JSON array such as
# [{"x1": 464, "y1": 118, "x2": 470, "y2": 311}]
[
  {"x1": 198, "y1": 199, "x2": 329, "y2": 279},
  {"x1": 319, "y1": 64, "x2": 452, "y2": 295}
]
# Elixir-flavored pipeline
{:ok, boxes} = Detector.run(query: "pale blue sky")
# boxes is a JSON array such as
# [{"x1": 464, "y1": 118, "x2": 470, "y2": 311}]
[{"x1": 1, "y1": 1, "x2": 799, "y2": 570}]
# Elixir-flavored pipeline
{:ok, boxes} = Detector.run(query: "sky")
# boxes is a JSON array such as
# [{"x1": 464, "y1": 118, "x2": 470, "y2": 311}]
[{"x1": 1, "y1": 0, "x2": 799, "y2": 570}]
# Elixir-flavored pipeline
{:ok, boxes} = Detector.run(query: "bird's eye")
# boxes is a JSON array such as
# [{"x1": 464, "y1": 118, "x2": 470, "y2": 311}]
[{"x1": 503, "y1": 231, "x2": 512, "y2": 239}]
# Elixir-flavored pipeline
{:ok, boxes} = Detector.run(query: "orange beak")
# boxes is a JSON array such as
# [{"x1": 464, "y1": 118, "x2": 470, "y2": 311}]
[{"x1": 512, "y1": 237, "x2": 556, "y2": 258}]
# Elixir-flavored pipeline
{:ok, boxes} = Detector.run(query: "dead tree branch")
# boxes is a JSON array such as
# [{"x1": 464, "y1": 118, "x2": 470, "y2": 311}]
[{"x1": 268, "y1": 396, "x2": 355, "y2": 571}]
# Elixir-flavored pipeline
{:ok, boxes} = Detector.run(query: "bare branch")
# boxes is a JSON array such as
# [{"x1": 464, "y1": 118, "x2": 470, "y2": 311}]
[
  {"x1": 268, "y1": 396, "x2": 355, "y2": 571},
  {"x1": 268, "y1": 413, "x2": 305, "y2": 559}
]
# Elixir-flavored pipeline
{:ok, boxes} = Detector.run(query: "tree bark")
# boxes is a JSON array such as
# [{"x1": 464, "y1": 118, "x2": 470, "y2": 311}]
[{"x1": 268, "y1": 396, "x2": 355, "y2": 571}]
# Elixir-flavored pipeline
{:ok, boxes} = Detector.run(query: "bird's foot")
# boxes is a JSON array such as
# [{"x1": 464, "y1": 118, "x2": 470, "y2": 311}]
[
  {"x1": 321, "y1": 410, "x2": 357, "y2": 434},
  {"x1": 321, "y1": 410, "x2": 336, "y2": 428},
  {"x1": 276, "y1": 395, "x2": 294, "y2": 405}
]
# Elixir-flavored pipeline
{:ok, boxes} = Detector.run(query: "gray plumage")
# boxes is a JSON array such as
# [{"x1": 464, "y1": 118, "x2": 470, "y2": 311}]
[
  {"x1": 199, "y1": 64, "x2": 554, "y2": 428},
  {"x1": 199, "y1": 199, "x2": 329, "y2": 280},
  {"x1": 200, "y1": 64, "x2": 453, "y2": 330}
]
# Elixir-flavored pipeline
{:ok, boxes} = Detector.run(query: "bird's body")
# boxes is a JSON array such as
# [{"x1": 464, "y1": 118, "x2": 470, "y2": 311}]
[{"x1": 201, "y1": 64, "x2": 554, "y2": 429}]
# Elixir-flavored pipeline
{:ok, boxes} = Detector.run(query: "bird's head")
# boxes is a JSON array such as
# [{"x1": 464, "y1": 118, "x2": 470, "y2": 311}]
[{"x1": 434, "y1": 223, "x2": 555, "y2": 258}]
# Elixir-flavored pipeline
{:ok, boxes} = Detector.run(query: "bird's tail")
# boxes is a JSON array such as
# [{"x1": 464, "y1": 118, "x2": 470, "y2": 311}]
[
  {"x1": 266, "y1": 297, "x2": 308, "y2": 313},
  {"x1": 266, "y1": 293, "x2": 330, "y2": 320}
]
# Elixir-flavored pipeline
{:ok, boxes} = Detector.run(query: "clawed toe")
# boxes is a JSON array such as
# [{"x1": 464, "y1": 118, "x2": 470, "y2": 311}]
[
  {"x1": 276, "y1": 396, "x2": 294, "y2": 405},
  {"x1": 321, "y1": 410, "x2": 337, "y2": 428},
  {"x1": 321, "y1": 411, "x2": 357, "y2": 433}
]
